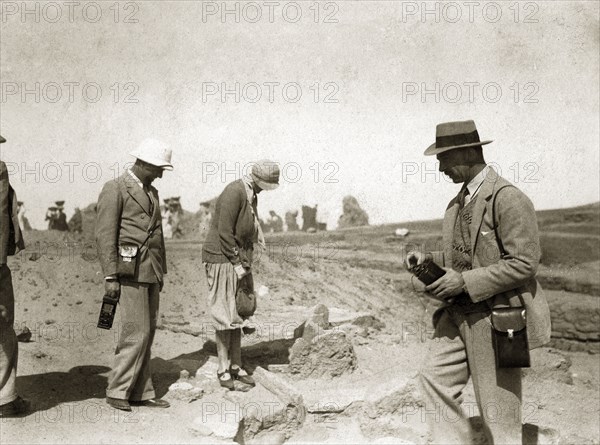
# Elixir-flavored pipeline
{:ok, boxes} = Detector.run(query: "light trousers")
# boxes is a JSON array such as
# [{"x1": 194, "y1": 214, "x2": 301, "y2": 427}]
[
  {"x1": 419, "y1": 307, "x2": 522, "y2": 445},
  {"x1": 106, "y1": 282, "x2": 159, "y2": 401}
]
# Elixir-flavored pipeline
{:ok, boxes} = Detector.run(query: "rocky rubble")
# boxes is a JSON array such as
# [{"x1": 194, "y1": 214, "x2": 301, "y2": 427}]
[{"x1": 289, "y1": 304, "x2": 358, "y2": 378}]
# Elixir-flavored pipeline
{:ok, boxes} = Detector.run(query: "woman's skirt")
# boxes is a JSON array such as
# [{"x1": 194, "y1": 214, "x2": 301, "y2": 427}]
[{"x1": 203, "y1": 262, "x2": 244, "y2": 331}]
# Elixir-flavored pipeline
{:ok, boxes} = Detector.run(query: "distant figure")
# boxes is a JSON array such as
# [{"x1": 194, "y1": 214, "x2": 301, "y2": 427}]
[
  {"x1": 301, "y1": 205, "x2": 318, "y2": 232},
  {"x1": 285, "y1": 210, "x2": 299, "y2": 231},
  {"x1": 0, "y1": 134, "x2": 30, "y2": 417},
  {"x1": 16, "y1": 202, "x2": 32, "y2": 232},
  {"x1": 337, "y1": 195, "x2": 369, "y2": 229},
  {"x1": 45, "y1": 206, "x2": 59, "y2": 230},
  {"x1": 54, "y1": 204, "x2": 69, "y2": 232},
  {"x1": 68, "y1": 208, "x2": 83, "y2": 233},
  {"x1": 162, "y1": 199, "x2": 173, "y2": 239},
  {"x1": 266, "y1": 210, "x2": 283, "y2": 233},
  {"x1": 198, "y1": 201, "x2": 212, "y2": 240},
  {"x1": 168, "y1": 197, "x2": 183, "y2": 238}
]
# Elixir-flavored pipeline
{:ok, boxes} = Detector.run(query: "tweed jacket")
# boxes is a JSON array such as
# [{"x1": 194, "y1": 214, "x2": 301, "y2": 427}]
[
  {"x1": 202, "y1": 179, "x2": 258, "y2": 267},
  {"x1": 95, "y1": 172, "x2": 167, "y2": 283},
  {"x1": 0, "y1": 161, "x2": 25, "y2": 264},
  {"x1": 431, "y1": 168, "x2": 551, "y2": 349}
]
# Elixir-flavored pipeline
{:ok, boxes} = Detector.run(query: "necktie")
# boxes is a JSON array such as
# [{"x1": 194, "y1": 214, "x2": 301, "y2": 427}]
[
  {"x1": 459, "y1": 187, "x2": 470, "y2": 208},
  {"x1": 144, "y1": 185, "x2": 155, "y2": 214}
]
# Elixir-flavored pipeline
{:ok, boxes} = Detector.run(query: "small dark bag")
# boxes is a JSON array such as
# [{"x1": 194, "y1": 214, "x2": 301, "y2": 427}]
[
  {"x1": 491, "y1": 305, "x2": 531, "y2": 368},
  {"x1": 116, "y1": 226, "x2": 157, "y2": 280},
  {"x1": 117, "y1": 243, "x2": 139, "y2": 279},
  {"x1": 490, "y1": 185, "x2": 531, "y2": 368},
  {"x1": 236, "y1": 273, "x2": 256, "y2": 318}
]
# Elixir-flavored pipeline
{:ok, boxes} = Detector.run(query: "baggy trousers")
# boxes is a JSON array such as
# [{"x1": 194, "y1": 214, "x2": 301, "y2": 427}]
[
  {"x1": 0, "y1": 264, "x2": 18, "y2": 406},
  {"x1": 419, "y1": 307, "x2": 522, "y2": 445},
  {"x1": 106, "y1": 281, "x2": 159, "y2": 401}
]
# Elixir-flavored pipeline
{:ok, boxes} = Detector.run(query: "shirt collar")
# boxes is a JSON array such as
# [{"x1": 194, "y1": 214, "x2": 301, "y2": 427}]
[
  {"x1": 127, "y1": 168, "x2": 145, "y2": 189},
  {"x1": 242, "y1": 175, "x2": 255, "y2": 203},
  {"x1": 465, "y1": 165, "x2": 490, "y2": 198}
]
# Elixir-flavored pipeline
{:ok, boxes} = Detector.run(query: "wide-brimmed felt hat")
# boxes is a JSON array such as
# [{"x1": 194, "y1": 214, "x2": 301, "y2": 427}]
[
  {"x1": 130, "y1": 138, "x2": 174, "y2": 170},
  {"x1": 0, "y1": 135, "x2": 6, "y2": 143},
  {"x1": 251, "y1": 160, "x2": 280, "y2": 191},
  {"x1": 424, "y1": 120, "x2": 492, "y2": 156}
]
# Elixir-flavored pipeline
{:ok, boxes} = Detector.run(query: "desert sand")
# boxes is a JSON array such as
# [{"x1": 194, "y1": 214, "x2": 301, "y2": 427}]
[{"x1": 1, "y1": 203, "x2": 599, "y2": 444}]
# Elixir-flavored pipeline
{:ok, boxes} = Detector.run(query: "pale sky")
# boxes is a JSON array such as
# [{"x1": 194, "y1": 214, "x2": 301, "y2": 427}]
[{"x1": 1, "y1": 1, "x2": 598, "y2": 229}]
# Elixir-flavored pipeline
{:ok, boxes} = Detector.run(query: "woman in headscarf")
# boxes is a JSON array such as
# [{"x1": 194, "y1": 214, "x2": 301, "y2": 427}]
[{"x1": 201, "y1": 160, "x2": 280, "y2": 390}]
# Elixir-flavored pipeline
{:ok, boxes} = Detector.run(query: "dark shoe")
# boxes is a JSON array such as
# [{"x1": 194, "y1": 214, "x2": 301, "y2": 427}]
[
  {"x1": 217, "y1": 371, "x2": 234, "y2": 390},
  {"x1": 0, "y1": 397, "x2": 31, "y2": 417},
  {"x1": 106, "y1": 397, "x2": 131, "y2": 411},
  {"x1": 131, "y1": 398, "x2": 170, "y2": 408},
  {"x1": 230, "y1": 367, "x2": 256, "y2": 387}
]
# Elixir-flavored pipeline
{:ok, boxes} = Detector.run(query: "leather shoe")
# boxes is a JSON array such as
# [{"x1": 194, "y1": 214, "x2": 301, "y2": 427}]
[
  {"x1": 106, "y1": 397, "x2": 131, "y2": 411},
  {"x1": 0, "y1": 397, "x2": 31, "y2": 417},
  {"x1": 230, "y1": 367, "x2": 255, "y2": 387},
  {"x1": 217, "y1": 371, "x2": 234, "y2": 390},
  {"x1": 131, "y1": 399, "x2": 170, "y2": 408}
]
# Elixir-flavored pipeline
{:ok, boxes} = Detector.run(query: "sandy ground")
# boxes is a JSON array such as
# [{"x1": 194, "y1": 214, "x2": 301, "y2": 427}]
[{"x1": 1, "y1": 231, "x2": 599, "y2": 444}]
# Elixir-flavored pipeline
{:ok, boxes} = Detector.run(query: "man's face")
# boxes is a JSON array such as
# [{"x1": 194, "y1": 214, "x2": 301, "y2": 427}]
[
  {"x1": 437, "y1": 149, "x2": 472, "y2": 184},
  {"x1": 252, "y1": 182, "x2": 263, "y2": 194},
  {"x1": 140, "y1": 162, "x2": 164, "y2": 185}
]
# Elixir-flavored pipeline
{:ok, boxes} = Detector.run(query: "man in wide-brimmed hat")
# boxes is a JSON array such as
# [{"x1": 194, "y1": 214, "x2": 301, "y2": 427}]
[
  {"x1": 405, "y1": 120, "x2": 551, "y2": 444},
  {"x1": 0, "y1": 134, "x2": 29, "y2": 417},
  {"x1": 96, "y1": 138, "x2": 173, "y2": 411}
]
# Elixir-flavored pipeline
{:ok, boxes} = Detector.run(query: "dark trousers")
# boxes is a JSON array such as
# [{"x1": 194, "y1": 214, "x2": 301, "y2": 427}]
[{"x1": 0, "y1": 264, "x2": 18, "y2": 405}]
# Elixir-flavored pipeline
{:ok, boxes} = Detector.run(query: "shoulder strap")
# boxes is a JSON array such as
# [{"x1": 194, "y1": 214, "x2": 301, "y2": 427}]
[
  {"x1": 491, "y1": 184, "x2": 526, "y2": 307},
  {"x1": 491, "y1": 185, "x2": 514, "y2": 257}
]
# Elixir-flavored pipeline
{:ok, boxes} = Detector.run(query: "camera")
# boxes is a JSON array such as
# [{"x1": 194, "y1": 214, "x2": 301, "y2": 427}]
[
  {"x1": 409, "y1": 259, "x2": 446, "y2": 286},
  {"x1": 97, "y1": 294, "x2": 118, "y2": 330}
]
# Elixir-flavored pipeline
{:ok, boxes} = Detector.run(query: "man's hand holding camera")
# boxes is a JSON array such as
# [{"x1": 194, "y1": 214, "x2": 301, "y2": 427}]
[
  {"x1": 426, "y1": 268, "x2": 465, "y2": 302},
  {"x1": 405, "y1": 250, "x2": 466, "y2": 303}
]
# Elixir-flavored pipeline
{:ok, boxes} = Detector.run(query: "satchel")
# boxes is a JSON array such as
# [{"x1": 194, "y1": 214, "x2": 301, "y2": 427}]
[
  {"x1": 491, "y1": 306, "x2": 531, "y2": 368},
  {"x1": 117, "y1": 243, "x2": 139, "y2": 279},
  {"x1": 490, "y1": 185, "x2": 531, "y2": 368},
  {"x1": 236, "y1": 273, "x2": 256, "y2": 318},
  {"x1": 116, "y1": 224, "x2": 159, "y2": 280}
]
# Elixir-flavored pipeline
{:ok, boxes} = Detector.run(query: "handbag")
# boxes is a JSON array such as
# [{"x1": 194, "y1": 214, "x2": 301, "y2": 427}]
[
  {"x1": 236, "y1": 273, "x2": 256, "y2": 317},
  {"x1": 490, "y1": 185, "x2": 531, "y2": 368}
]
